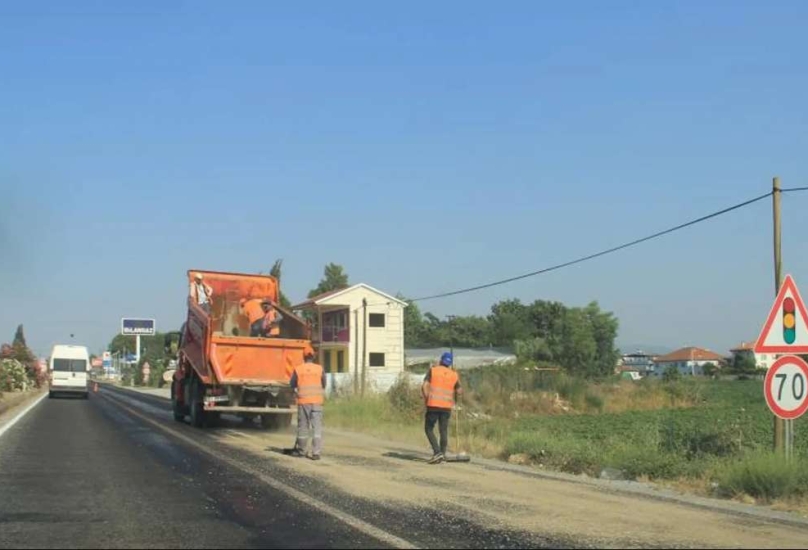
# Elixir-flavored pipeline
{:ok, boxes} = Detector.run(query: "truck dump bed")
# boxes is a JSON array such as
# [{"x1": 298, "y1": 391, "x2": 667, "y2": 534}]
[{"x1": 182, "y1": 270, "x2": 312, "y2": 386}]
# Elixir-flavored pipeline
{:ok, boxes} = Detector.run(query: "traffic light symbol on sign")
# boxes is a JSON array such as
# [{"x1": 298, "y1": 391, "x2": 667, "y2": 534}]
[{"x1": 784, "y1": 297, "x2": 797, "y2": 345}]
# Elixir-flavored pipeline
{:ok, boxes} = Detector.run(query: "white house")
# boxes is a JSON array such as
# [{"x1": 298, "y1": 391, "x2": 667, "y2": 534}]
[
  {"x1": 292, "y1": 284, "x2": 409, "y2": 394},
  {"x1": 617, "y1": 350, "x2": 657, "y2": 377},
  {"x1": 730, "y1": 341, "x2": 779, "y2": 370},
  {"x1": 652, "y1": 347, "x2": 724, "y2": 377}
]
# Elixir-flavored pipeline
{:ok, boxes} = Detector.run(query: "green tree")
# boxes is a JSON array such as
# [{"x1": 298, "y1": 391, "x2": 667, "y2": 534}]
[
  {"x1": 13, "y1": 325, "x2": 26, "y2": 348},
  {"x1": 663, "y1": 364, "x2": 682, "y2": 382},
  {"x1": 422, "y1": 313, "x2": 451, "y2": 347},
  {"x1": 702, "y1": 362, "x2": 719, "y2": 378},
  {"x1": 447, "y1": 315, "x2": 491, "y2": 348},
  {"x1": 514, "y1": 337, "x2": 553, "y2": 362},
  {"x1": 556, "y1": 308, "x2": 598, "y2": 376},
  {"x1": 584, "y1": 301, "x2": 620, "y2": 378},
  {"x1": 526, "y1": 300, "x2": 566, "y2": 341},
  {"x1": 731, "y1": 353, "x2": 757, "y2": 375},
  {"x1": 308, "y1": 263, "x2": 350, "y2": 298},
  {"x1": 399, "y1": 295, "x2": 428, "y2": 348},
  {"x1": 270, "y1": 259, "x2": 292, "y2": 309},
  {"x1": 488, "y1": 299, "x2": 532, "y2": 347},
  {"x1": 109, "y1": 332, "x2": 171, "y2": 364}
]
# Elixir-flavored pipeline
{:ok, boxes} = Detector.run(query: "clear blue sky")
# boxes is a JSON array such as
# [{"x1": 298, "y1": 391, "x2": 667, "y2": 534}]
[{"x1": 2, "y1": 0, "x2": 807, "y2": 357}]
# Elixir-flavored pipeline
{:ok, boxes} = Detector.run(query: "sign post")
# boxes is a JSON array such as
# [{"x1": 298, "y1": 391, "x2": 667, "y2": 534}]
[
  {"x1": 121, "y1": 318, "x2": 156, "y2": 367},
  {"x1": 755, "y1": 273, "x2": 808, "y2": 459}
]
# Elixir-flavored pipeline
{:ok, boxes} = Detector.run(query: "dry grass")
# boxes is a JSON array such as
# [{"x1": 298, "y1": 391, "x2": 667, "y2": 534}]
[
  {"x1": 0, "y1": 389, "x2": 43, "y2": 419},
  {"x1": 327, "y1": 372, "x2": 808, "y2": 514}
]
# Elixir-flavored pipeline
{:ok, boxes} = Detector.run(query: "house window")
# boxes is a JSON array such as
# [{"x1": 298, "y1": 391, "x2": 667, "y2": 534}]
[
  {"x1": 369, "y1": 313, "x2": 386, "y2": 328},
  {"x1": 369, "y1": 353, "x2": 385, "y2": 367}
]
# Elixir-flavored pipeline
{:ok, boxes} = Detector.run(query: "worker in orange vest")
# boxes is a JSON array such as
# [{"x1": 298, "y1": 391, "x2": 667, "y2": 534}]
[
  {"x1": 421, "y1": 351, "x2": 462, "y2": 464},
  {"x1": 261, "y1": 299, "x2": 282, "y2": 337},
  {"x1": 240, "y1": 298, "x2": 283, "y2": 337},
  {"x1": 289, "y1": 346, "x2": 326, "y2": 460}
]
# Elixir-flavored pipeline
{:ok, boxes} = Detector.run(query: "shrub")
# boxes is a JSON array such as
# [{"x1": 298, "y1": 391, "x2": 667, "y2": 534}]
[
  {"x1": 614, "y1": 447, "x2": 686, "y2": 480},
  {"x1": 0, "y1": 359, "x2": 29, "y2": 392},
  {"x1": 663, "y1": 365, "x2": 682, "y2": 383},
  {"x1": 717, "y1": 453, "x2": 808, "y2": 502},
  {"x1": 556, "y1": 375, "x2": 588, "y2": 409},
  {"x1": 584, "y1": 392, "x2": 605, "y2": 412},
  {"x1": 387, "y1": 374, "x2": 423, "y2": 421}
]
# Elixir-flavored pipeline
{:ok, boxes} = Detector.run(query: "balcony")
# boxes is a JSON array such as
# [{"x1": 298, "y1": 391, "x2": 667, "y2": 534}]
[
  {"x1": 321, "y1": 326, "x2": 350, "y2": 343},
  {"x1": 318, "y1": 308, "x2": 350, "y2": 344}
]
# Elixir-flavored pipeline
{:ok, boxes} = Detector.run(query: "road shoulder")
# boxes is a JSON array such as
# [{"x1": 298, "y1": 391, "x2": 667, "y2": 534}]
[{"x1": 0, "y1": 388, "x2": 46, "y2": 427}]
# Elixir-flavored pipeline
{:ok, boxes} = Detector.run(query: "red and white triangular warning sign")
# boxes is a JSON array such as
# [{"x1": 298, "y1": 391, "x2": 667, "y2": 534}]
[{"x1": 755, "y1": 274, "x2": 808, "y2": 354}]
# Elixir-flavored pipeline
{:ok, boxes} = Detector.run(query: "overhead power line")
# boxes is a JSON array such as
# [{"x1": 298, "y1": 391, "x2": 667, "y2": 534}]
[
  {"x1": 411, "y1": 191, "x2": 773, "y2": 302},
  {"x1": 782, "y1": 186, "x2": 808, "y2": 193}
]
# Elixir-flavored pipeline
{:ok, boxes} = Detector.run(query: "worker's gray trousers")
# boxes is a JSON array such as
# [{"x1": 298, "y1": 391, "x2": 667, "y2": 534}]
[{"x1": 295, "y1": 404, "x2": 323, "y2": 456}]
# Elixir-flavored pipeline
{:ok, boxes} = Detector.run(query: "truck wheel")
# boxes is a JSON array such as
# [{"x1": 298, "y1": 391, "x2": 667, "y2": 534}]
[
  {"x1": 190, "y1": 379, "x2": 206, "y2": 428},
  {"x1": 208, "y1": 412, "x2": 221, "y2": 427},
  {"x1": 171, "y1": 381, "x2": 185, "y2": 422}
]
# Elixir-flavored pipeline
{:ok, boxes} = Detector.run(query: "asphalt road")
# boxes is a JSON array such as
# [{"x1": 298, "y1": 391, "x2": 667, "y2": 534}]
[
  {"x1": 0, "y1": 391, "x2": 389, "y2": 549},
  {"x1": 0, "y1": 388, "x2": 575, "y2": 550},
  {"x1": 4, "y1": 386, "x2": 808, "y2": 549}
]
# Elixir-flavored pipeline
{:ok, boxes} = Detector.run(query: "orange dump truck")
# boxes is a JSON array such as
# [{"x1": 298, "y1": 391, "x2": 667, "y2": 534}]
[{"x1": 171, "y1": 269, "x2": 313, "y2": 429}]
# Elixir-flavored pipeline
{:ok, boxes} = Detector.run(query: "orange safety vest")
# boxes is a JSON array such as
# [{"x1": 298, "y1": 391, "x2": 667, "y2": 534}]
[
  {"x1": 426, "y1": 365, "x2": 458, "y2": 409},
  {"x1": 294, "y1": 362, "x2": 324, "y2": 405},
  {"x1": 242, "y1": 299, "x2": 265, "y2": 324},
  {"x1": 263, "y1": 308, "x2": 280, "y2": 336}
]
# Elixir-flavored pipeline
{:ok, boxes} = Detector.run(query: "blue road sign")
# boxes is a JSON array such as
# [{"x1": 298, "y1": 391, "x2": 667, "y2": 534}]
[{"x1": 121, "y1": 318, "x2": 155, "y2": 336}]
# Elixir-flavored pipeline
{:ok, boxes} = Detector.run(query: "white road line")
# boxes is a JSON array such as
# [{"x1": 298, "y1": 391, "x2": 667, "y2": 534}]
[
  {"x1": 0, "y1": 392, "x2": 48, "y2": 440},
  {"x1": 100, "y1": 391, "x2": 418, "y2": 549}
]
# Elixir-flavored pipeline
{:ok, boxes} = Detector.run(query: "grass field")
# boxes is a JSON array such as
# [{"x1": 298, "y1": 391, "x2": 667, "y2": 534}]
[{"x1": 326, "y1": 366, "x2": 808, "y2": 506}]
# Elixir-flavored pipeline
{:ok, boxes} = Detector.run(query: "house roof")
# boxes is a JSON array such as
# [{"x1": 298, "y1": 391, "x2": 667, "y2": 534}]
[
  {"x1": 292, "y1": 283, "x2": 409, "y2": 310},
  {"x1": 654, "y1": 347, "x2": 724, "y2": 363},
  {"x1": 293, "y1": 288, "x2": 346, "y2": 309},
  {"x1": 730, "y1": 341, "x2": 756, "y2": 352}
]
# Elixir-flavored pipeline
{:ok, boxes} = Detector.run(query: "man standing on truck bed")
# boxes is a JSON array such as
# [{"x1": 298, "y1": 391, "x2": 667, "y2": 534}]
[
  {"x1": 422, "y1": 352, "x2": 462, "y2": 464},
  {"x1": 189, "y1": 273, "x2": 213, "y2": 313},
  {"x1": 240, "y1": 298, "x2": 283, "y2": 337},
  {"x1": 289, "y1": 347, "x2": 325, "y2": 460}
]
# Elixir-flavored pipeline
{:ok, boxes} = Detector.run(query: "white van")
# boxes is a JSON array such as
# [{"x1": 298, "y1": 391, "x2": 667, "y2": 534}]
[{"x1": 49, "y1": 344, "x2": 90, "y2": 399}]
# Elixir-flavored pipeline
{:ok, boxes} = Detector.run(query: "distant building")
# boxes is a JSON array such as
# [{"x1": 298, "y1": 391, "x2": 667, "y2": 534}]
[
  {"x1": 730, "y1": 341, "x2": 779, "y2": 370},
  {"x1": 653, "y1": 347, "x2": 724, "y2": 377},
  {"x1": 405, "y1": 347, "x2": 516, "y2": 370},
  {"x1": 292, "y1": 283, "x2": 408, "y2": 394},
  {"x1": 617, "y1": 350, "x2": 657, "y2": 377}
]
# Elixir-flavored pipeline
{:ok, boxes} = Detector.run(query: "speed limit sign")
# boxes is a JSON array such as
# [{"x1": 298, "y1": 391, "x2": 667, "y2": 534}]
[{"x1": 764, "y1": 355, "x2": 808, "y2": 420}]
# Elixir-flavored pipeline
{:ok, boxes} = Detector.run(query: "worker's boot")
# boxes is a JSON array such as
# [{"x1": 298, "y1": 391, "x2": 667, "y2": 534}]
[{"x1": 427, "y1": 452, "x2": 445, "y2": 464}]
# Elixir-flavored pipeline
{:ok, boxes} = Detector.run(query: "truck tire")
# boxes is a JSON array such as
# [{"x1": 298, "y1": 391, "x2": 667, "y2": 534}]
[
  {"x1": 208, "y1": 412, "x2": 221, "y2": 427},
  {"x1": 190, "y1": 379, "x2": 207, "y2": 428},
  {"x1": 171, "y1": 381, "x2": 186, "y2": 422}
]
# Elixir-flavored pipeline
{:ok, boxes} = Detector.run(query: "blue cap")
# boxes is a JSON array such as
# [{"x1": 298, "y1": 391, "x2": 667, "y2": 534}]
[{"x1": 440, "y1": 352, "x2": 453, "y2": 367}]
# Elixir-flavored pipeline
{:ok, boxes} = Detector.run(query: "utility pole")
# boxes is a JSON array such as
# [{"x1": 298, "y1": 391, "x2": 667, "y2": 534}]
[
  {"x1": 773, "y1": 176, "x2": 785, "y2": 455},
  {"x1": 354, "y1": 309, "x2": 359, "y2": 395},
  {"x1": 361, "y1": 298, "x2": 368, "y2": 397}
]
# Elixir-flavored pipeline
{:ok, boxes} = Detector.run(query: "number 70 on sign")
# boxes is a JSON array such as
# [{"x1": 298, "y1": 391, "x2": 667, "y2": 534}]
[{"x1": 765, "y1": 356, "x2": 808, "y2": 420}]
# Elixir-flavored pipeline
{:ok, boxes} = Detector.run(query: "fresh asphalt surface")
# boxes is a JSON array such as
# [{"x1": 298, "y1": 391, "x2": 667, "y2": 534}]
[{"x1": 0, "y1": 387, "x2": 577, "y2": 550}]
